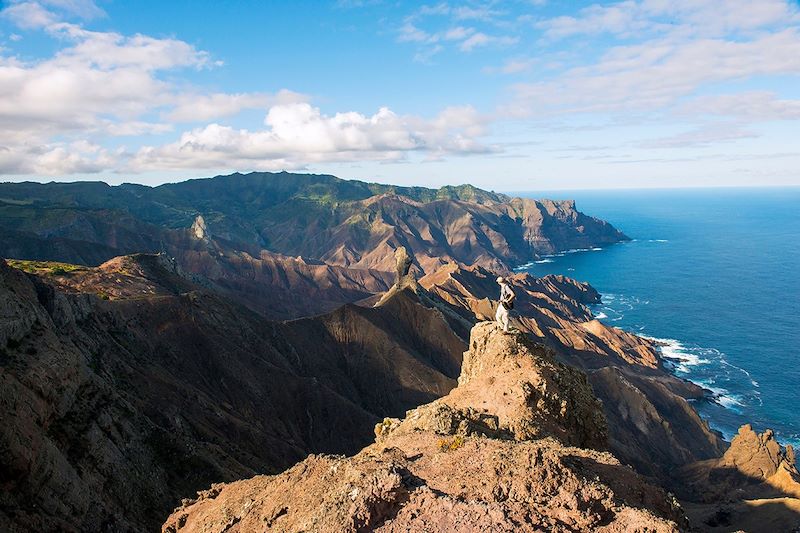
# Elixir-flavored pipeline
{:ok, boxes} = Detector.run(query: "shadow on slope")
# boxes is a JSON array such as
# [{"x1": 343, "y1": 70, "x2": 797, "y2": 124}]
[{"x1": 0, "y1": 255, "x2": 464, "y2": 532}]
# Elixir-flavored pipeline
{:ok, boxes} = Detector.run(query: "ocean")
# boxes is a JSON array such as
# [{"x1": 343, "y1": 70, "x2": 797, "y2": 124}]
[{"x1": 516, "y1": 187, "x2": 800, "y2": 446}]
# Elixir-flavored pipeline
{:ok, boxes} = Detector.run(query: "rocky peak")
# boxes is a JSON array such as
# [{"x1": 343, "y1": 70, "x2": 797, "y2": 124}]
[
  {"x1": 374, "y1": 246, "x2": 419, "y2": 307},
  {"x1": 378, "y1": 322, "x2": 608, "y2": 450},
  {"x1": 720, "y1": 424, "x2": 798, "y2": 480},
  {"x1": 164, "y1": 322, "x2": 684, "y2": 532},
  {"x1": 191, "y1": 215, "x2": 207, "y2": 240}
]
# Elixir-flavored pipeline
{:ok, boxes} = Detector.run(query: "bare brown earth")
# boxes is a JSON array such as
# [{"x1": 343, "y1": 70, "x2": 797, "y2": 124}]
[
  {"x1": 4, "y1": 252, "x2": 800, "y2": 531},
  {"x1": 420, "y1": 262, "x2": 726, "y2": 480},
  {"x1": 181, "y1": 249, "x2": 394, "y2": 319},
  {"x1": 418, "y1": 265, "x2": 800, "y2": 531},
  {"x1": 0, "y1": 255, "x2": 464, "y2": 532},
  {"x1": 289, "y1": 193, "x2": 628, "y2": 274},
  {"x1": 0, "y1": 172, "x2": 796, "y2": 531},
  {"x1": 164, "y1": 322, "x2": 685, "y2": 533},
  {"x1": 675, "y1": 424, "x2": 800, "y2": 532}
]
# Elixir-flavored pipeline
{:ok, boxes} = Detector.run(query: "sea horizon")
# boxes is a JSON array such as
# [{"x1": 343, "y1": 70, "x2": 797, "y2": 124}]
[{"x1": 518, "y1": 187, "x2": 800, "y2": 447}]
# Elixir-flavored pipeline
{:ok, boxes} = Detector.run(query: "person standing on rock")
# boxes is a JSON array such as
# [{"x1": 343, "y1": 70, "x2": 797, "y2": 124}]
[{"x1": 495, "y1": 276, "x2": 515, "y2": 333}]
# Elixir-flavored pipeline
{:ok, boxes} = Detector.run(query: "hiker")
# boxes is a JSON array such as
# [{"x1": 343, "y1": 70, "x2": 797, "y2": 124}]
[{"x1": 495, "y1": 276, "x2": 515, "y2": 333}]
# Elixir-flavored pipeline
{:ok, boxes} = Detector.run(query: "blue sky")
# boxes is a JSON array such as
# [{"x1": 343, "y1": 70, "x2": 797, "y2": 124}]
[{"x1": 1, "y1": 0, "x2": 799, "y2": 190}]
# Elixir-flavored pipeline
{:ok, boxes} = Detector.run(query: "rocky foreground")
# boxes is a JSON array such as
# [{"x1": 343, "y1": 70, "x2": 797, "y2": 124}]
[
  {"x1": 1, "y1": 171, "x2": 798, "y2": 531},
  {"x1": 164, "y1": 322, "x2": 685, "y2": 532},
  {"x1": 0, "y1": 255, "x2": 464, "y2": 531},
  {"x1": 3, "y1": 249, "x2": 800, "y2": 531}
]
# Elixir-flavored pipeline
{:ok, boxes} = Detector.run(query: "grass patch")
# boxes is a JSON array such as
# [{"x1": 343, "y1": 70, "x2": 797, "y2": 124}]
[
  {"x1": 7, "y1": 259, "x2": 87, "y2": 275},
  {"x1": 438, "y1": 435, "x2": 464, "y2": 452}
]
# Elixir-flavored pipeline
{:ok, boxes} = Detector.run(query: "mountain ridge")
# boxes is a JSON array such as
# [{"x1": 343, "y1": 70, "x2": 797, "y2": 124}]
[{"x1": 0, "y1": 171, "x2": 628, "y2": 276}]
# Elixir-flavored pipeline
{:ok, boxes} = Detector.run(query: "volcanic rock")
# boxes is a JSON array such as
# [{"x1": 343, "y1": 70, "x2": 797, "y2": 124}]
[
  {"x1": 164, "y1": 323, "x2": 685, "y2": 532},
  {"x1": 0, "y1": 255, "x2": 463, "y2": 532}
]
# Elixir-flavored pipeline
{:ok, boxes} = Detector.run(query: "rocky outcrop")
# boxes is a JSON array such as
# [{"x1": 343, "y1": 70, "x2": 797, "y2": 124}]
[
  {"x1": 171, "y1": 247, "x2": 394, "y2": 319},
  {"x1": 676, "y1": 425, "x2": 800, "y2": 531},
  {"x1": 164, "y1": 323, "x2": 685, "y2": 532},
  {"x1": 678, "y1": 425, "x2": 800, "y2": 500},
  {"x1": 0, "y1": 256, "x2": 464, "y2": 532},
  {"x1": 589, "y1": 367, "x2": 725, "y2": 479},
  {"x1": 716, "y1": 425, "x2": 798, "y2": 486},
  {"x1": 374, "y1": 246, "x2": 419, "y2": 307},
  {"x1": 373, "y1": 322, "x2": 607, "y2": 450},
  {"x1": 421, "y1": 263, "x2": 661, "y2": 369},
  {"x1": 419, "y1": 262, "x2": 726, "y2": 481}
]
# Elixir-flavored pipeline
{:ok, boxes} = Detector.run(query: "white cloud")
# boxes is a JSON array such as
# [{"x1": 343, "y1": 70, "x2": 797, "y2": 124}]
[
  {"x1": 58, "y1": 30, "x2": 214, "y2": 70},
  {"x1": 640, "y1": 122, "x2": 759, "y2": 148},
  {"x1": 398, "y1": 3, "x2": 518, "y2": 59},
  {"x1": 536, "y1": 0, "x2": 800, "y2": 40},
  {"x1": 130, "y1": 103, "x2": 493, "y2": 172},
  {"x1": 398, "y1": 22, "x2": 478, "y2": 45},
  {"x1": 413, "y1": 44, "x2": 444, "y2": 63},
  {"x1": 398, "y1": 22, "x2": 432, "y2": 43},
  {"x1": 0, "y1": 1, "x2": 217, "y2": 143},
  {"x1": 0, "y1": 139, "x2": 116, "y2": 175},
  {"x1": 166, "y1": 90, "x2": 309, "y2": 122},
  {"x1": 459, "y1": 32, "x2": 517, "y2": 51},
  {"x1": 678, "y1": 91, "x2": 800, "y2": 121},
  {"x1": 509, "y1": 29, "x2": 800, "y2": 115},
  {"x1": 443, "y1": 26, "x2": 474, "y2": 40},
  {"x1": 39, "y1": 0, "x2": 105, "y2": 19},
  {"x1": 459, "y1": 32, "x2": 489, "y2": 51},
  {"x1": 3, "y1": 1, "x2": 60, "y2": 29},
  {"x1": 451, "y1": 5, "x2": 504, "y2": 21},
  {"x1": 483, "y1": 57, "x2": 536, "y2": 74},
  {"x1": 0, "y1": 1, "x2": 498, "y2": 176}
]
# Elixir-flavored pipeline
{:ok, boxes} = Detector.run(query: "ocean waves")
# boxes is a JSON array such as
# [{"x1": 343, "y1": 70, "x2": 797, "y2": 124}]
[
  {"x1": 514, "y1": 246, "x2": 606, "y2": 270},
  {"x1": 593, "y1": 295, "x2": 761, "y2": 427}
]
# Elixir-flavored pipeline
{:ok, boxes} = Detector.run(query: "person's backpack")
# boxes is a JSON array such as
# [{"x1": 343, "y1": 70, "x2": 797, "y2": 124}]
[{"x1": 504, "y1": 292, "x2": 515, "y2": 310}]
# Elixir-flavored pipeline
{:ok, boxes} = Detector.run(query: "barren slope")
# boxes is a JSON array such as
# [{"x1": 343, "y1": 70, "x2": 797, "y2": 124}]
[
  {"x1": 0, "y1": 255, "x2": 463, "y2": 532},
  {"x1": 164, "y1": 321, "x2": 685, "y2": 533}
]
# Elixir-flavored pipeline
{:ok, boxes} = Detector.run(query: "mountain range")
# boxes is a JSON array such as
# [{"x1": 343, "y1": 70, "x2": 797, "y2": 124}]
[{"x1": 1, "y1": 172, "x2": 798, "y2": 532}]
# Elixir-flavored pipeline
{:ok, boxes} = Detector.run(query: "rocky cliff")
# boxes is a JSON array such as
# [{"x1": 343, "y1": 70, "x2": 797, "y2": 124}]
[
  {"x1": 677, "y1": 424, "x2": 800, "y2": 531},
  {"x1": 164, "y1": 321, "x2": 686, "y2": 533},
  {"x1": 419, "y1": 262, "x2": 727, "y2": 480},
  {"x1": 0, "y1": 255, "x2": 464, "y2": 532},
  {"x1": 2, "y1": 172, "x2": 796, "y2": 531}
]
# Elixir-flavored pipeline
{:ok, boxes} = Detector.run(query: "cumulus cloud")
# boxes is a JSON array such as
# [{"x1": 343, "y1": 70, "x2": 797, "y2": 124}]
[
  {"x1": 0, "y1": 2, "x2": 328, "y2": 175},
  {"x1": 0, "y1": 1, "x2": 216, "y2": 142},
  {"x1": 130, "y1": 103, "x2": 494, "y2": 172},
  {"x1": 0, "y1": 139, "x2": 117, "y2": 175},
  {"x1": 166, "y1": 90, "x2": 309, "y2": 122},
  {"x1": 0, "y1": 1, "x2": 497, "y2": 176}
]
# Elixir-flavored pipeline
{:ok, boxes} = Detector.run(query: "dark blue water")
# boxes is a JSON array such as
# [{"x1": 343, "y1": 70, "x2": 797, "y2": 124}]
[{"x1": 516, "y1": 188, "x2": 800, "y2": 446}]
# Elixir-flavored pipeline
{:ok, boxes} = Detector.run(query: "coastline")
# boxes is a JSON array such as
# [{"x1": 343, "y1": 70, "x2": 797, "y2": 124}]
[{"x1": 516, "y1": 238, "x2": 798, "y2": 449}]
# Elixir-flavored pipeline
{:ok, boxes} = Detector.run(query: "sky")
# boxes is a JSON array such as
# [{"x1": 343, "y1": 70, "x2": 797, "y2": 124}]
[{"x1": 1, "y1": 0, "x2": 799, "y2": 190}]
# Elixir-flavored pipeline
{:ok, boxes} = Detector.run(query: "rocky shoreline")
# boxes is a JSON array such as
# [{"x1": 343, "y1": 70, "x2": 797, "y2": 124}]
[{"x1": 1, "y1": 173, "x2": 798, "y2": 531}]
